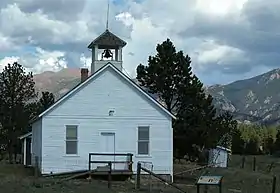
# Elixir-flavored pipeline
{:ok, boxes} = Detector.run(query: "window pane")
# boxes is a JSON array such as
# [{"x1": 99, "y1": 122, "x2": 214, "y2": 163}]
[
  {"x1": 66, "y1": 141, "x2": 77, "y2": 154},
  {"x1": 138, "y1": 141, "x2": 149, "y2": 155},
  {"x1": 66, "y1": 126, "x2": 77, "y2": 140},
  {"x1": 138, "y1": 127, "x2": 149, "y2": 140}
]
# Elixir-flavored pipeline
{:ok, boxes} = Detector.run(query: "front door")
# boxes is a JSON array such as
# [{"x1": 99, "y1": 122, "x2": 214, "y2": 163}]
[{"x1": 100, "y1": 132, "x2": 116, "y2": 169}]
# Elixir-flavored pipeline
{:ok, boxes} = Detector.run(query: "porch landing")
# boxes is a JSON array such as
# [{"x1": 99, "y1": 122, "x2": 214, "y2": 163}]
[{"x1": 93, "y1": 166, "x2": 133, "y2": 176}]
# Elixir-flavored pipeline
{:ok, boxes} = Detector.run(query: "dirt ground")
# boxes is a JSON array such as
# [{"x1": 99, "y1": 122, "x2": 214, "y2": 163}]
[{"x1": 0, "y1": 155, "x2": 280, "y2": 193}]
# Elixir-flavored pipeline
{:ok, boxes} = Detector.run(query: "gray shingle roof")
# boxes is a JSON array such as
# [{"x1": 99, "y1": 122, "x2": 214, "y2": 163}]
[{"x1": 88, "y1": 29, "x2": 127, "y2": 49}]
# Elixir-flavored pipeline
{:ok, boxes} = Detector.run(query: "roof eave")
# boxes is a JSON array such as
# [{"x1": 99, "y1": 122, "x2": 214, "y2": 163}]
[
  {"x1": 87, "y1": 42, "x2": 127, "y2": 49},
  {"x1": 18, "y1": 132, "x2": 32, "y2": 140},
  {"x1": 87, "y1": 43, "x2": 93, "y2": 49}
]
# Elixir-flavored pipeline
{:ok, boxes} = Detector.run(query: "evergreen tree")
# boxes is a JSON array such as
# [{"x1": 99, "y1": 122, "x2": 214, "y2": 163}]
[
  {"x1": 273, "y1": 129, "x2": 280, "y2": 154},
  {"x1": 216, "y1": 112, "x2": 238, "y2": 149},
  {"x1": 38, "y1": 91, "x2": 55, "y2": 114},
  {"x1": 136, "y1": 38, "x2": 235, "y2": 160},
  {"x1": 0, "y1": 62, "x2": 37, "y2": 163},
  {"x1": 231, "y1": 127, "x2": 246, "y2": 154},
  {"x1": 136, "y1": 39, "x2": 192, "y2": 114}
]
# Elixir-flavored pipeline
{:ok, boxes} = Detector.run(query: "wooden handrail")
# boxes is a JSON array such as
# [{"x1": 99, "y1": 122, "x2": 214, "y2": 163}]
[
  {"x1": 89, "y1": 153, "x2": 133, "y2": 156},
  {"x1": 89, "y1": 161, "x2": 133, "y2": 164},
  {"x1": 88, "y1": 153, "x2": 134, "y2": 172}
]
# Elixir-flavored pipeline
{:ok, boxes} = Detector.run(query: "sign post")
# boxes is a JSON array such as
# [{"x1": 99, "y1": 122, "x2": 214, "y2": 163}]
[{"x1": 196, "y1": 175, "x2": 223, "y2": 193}]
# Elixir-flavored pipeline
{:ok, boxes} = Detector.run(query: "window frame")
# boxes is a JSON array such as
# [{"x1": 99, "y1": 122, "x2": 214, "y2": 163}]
[
  {"x1": 137, "y1": 126, "x2": 150, "y2": 156},
  {"x1": 65, "y1": 125, "x2": 78, "y2": 155}
]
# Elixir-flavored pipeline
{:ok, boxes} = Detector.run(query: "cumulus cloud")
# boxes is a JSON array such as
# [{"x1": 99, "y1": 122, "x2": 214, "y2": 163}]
[
  {"x1": 0, "y1": 47, "x2": 67, "y2": 73},
  {"x1": 0, "y1": 0, "x2": 280, "y2": 85},
  {"x1": 0, "y1": 33, "x2": 16, "y2": 51}
]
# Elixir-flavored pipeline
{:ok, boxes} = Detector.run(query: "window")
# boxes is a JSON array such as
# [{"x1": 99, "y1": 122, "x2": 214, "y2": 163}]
[
  {"x1": 137, "y1": 126, "x2": 149, "y2": 155},
  {"x1": 66, "y1": 125, "x2": 78, "y2": 155}
]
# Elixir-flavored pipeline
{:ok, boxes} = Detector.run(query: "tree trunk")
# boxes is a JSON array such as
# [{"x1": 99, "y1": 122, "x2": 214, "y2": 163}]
[
  {"x1": 8, "y1": 140, "x2": 13, "y2": 164},
  {"x1": 14, "y1": 147, "x2": 17, "y2": 164},
  {"x1": 14, "y1": 154, "x2": 17, "y2": 163}
]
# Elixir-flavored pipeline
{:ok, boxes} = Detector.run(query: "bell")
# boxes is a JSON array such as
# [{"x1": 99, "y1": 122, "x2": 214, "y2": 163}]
[{"x1": 103, "y1": 49, "x2": 113, "y2": 59}]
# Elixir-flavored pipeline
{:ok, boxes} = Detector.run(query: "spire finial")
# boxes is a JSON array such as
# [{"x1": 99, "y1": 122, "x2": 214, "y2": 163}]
[{"x1": 106, "y1": 0, "x2": 110, "y2": 30}]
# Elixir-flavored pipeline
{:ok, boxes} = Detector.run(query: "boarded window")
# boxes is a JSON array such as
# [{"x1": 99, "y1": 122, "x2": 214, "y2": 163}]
[
  {"x1": 66, "y1": 125, "x2": 78, "y2": 154},
  {"x1": 138, "y1": 126, "x2": 149, "y2": 155}
]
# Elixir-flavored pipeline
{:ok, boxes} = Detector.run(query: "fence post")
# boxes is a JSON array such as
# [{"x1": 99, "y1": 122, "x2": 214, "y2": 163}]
[
  {"x1": 128, "y1": 153, "x2": 133, "y2": 172},
  {"x1": 241, "y1": 156, "x2": 245, "y2": 169},
  {"x1": 136, "y1": 162, "x2": 141, "y2": 189},
  {"x1": 88, "y1": 153, "x2": 91, "y2": 171},
  {"x1": 108, "y1": 162, "x2": 112, "y2": 189},
  {"x1": 272, "y1": 175, "x2": 276, "y2": 193},
  {"x1": 253, "y1": 156, "x2": 256, "y2": 171}
]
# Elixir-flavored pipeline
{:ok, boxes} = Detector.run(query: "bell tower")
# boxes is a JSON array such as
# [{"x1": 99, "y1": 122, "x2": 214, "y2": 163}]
[
  {"x1": 87, "y1": 0, "x2": 126, "y2": 74},
  {"x1": 87, "y1": 29, "x2": 127, "y2": 74}
]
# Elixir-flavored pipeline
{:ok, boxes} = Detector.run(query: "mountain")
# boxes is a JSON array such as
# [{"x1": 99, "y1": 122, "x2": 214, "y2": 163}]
[
  {"x1": 33, "y1": 68, "x2": 81, "y2": 99},
  {"x1": 33, "y1": 67, "x2": 280, "y2": 125},
  {"x1": 206, "y1": 68, "x2": 280, "y2": 125}
]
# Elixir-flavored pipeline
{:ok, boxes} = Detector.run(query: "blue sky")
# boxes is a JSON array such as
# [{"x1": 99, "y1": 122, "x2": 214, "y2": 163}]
[{"x1": 0, "y1": 0, "x2": 280, "y2": 86}]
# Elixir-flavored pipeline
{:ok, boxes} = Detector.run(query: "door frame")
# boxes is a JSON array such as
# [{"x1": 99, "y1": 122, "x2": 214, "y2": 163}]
[{"x1": 99, "y1": 131, "x2": 116, "y2": 169}]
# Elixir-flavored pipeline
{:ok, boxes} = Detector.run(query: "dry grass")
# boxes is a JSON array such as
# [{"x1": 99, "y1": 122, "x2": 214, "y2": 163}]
[
  {"x1": 0, "y1": 155, "x2": 280, "y2": 193},
  {"x1": 0, "y1": 164, "x2": 118, "y2": 193},
  {"x1": 171, "y1": 154, "x2": 280, "y2": 193}
]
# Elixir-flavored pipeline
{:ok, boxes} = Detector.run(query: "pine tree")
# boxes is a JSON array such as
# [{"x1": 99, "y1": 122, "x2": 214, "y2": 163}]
[
  {"x1": 38, "y1": 91, "x2": 55, "y2": 114},
  {"x1": 136, "y1": 38, "x2": 235, "y2": 160},
  {"x1": 0, "y1": 62, "x2": 37, "y2": 163},
  {"x1": 273, "y1": 129, "x2": 280, "y2": 154},
  {"x1": 136, "y1": 39, "x2": 192, "y2": 114}
]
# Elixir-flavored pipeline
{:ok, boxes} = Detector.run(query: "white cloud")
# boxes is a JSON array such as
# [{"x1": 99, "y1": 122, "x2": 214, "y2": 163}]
[
  {"x1": 191, "y1": 40, "x2": 249, "y2": 71},
  {"x1": 0, "y1": 33, "x2": 16, "y2": 51},
  {"x1": 0, "y1": 47, "x2": 67, "y2": 74},
  {"x1": 0, "y1": 56, "x2": 20, "y2": 71},
  {"x1": 116, "y1": 11, "x2": 181, "y2": 77},
  {"x1": 0, "y1": 3, "x2": 93, "y2": 46},
  {"x1": 79, "y1": 53, "x2": 91, "y2": 69},
  {"x1": 0, "y1": 0, "x2": 280, "y2": 85},
  {"x1": 195, "y1": 0, "x2": 248, "y2": 16}
]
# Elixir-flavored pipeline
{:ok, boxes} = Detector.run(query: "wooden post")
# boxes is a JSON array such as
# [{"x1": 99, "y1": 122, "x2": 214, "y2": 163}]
[
  {"x1": 34, "y1": 156, "x2": 39, "y2": 178},
  {"x1": 149, "y1": 164, "x2": 153, "y2": 193},
  {"x1": 108, "y1": 162, "x2": 112, "y2": 189},
  {"x1": 272, "y1": 175, "x2": 276, "y2": 193},
  {"x1": 128, "y1": 153, "x2": 133, "y2": 172},
  {"x1": 88, "y1": 153, "x2": 91, "y2": 180},
  {"x1": 136, "y1": 162, "x2": 141, "y2": 189},
  {"x1": 253, "y1": 156, "x2": 256, "y2": 171},
  {"x1": 23, "y1": 138, "x2": 27, "y2": 165},
  {"x1": 88, "y1": 153, "x2": 91, "y2": 171},
  {"x1": 241, "y1": 156, "x2": 245, "y2": 169}
]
